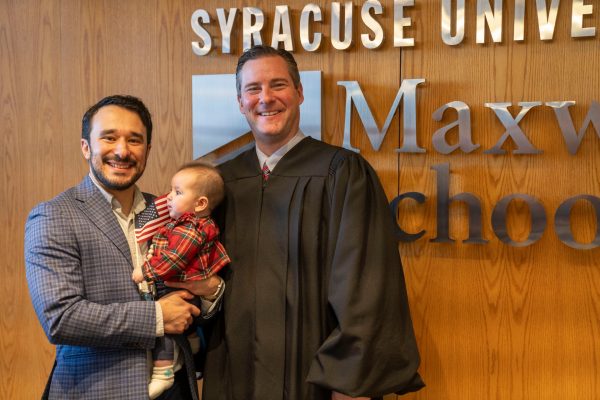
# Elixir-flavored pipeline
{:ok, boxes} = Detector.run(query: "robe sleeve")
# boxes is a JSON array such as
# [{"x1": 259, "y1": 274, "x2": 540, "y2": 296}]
[{"x1": 306, "y1": 152, "x2": 424, "y2": 397}]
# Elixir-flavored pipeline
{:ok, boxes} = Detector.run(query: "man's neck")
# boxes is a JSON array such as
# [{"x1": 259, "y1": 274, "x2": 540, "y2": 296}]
[
  {"x1": 256, "y1": 141, "x2": 287, "y2": 157},
  {"x1": 256, "y1": 128, "x2": 300, "y2": 156},
  {"x1": 88, "y1": 172, "x2": 140, "y2": 216},
  {"x1": 256, "y1": 130, "x2": 306, "y2": 171},
  {"x1": 109, "y1": 187, "x2": 135, "y2": 215}
]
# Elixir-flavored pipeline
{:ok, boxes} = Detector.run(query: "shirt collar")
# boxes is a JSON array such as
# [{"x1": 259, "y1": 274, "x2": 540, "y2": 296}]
[
  {"x1": 256, "y1": 130, "x2": 306, "y2": 172},
  {"x1": 88, "y1": 172, "x2": 147, "y2": 216}
]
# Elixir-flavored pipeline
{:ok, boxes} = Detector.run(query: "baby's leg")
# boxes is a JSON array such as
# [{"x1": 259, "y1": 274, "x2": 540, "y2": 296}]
[
  {"x1": 149, "y1": 336, "x2": 175, "y2": 399},
  {"x1": 187, "y1": 331, "x2": 201, "y2": 354}
]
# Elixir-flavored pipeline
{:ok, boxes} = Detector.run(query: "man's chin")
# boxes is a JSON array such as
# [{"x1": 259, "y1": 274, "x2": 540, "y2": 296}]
[
  {"x1": 255, "y1": 129, "x2": 286, "y2": 141},
  {"x1": 96, "y1": 173, "x2": 139, "y2": 191},
  {"x1": 105, "y1": 181, "x2": 136, "y2": 191}
]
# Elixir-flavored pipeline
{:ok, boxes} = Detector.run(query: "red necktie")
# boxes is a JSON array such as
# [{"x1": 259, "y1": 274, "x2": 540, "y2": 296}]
[{"x1": 262, "y1": 162, "x2": 271, "y2": 182}]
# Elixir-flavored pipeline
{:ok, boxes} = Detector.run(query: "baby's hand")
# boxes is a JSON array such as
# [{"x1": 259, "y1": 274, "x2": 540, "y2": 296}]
[
  {"x1": 145, "y1": 244, "x2": 155, "y2": 261},
  {"x1": 132, "y1": 268, "x2": 144, "y2": 283}
]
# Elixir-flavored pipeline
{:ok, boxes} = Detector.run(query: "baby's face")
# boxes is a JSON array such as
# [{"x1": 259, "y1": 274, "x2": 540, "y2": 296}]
[{"x1": 166, "y1": 170, "x2": 202, "y2": 219}]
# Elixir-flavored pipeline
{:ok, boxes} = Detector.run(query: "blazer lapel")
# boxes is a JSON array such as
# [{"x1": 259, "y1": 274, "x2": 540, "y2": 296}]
[{"x1": 73, "y1": 176, "x2": 134, "y2": 267}]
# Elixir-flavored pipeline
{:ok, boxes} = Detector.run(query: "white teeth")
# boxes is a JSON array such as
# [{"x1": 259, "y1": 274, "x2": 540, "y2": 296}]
[
  {"x1": 108, "y1": 162, "x2": 132, "y2": 169},
  {"x1": 260, "y1": 111, "x2": 279, "y2": 116}
]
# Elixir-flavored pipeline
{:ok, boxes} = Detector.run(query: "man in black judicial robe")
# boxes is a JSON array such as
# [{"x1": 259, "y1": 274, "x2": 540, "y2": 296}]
[{"x1": 201, "y1": 46, "x2": 424, "y2": 400}]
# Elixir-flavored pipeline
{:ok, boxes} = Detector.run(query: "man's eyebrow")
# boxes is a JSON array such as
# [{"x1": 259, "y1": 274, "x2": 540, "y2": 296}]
[
  {"x1": 98, "y1": 130, "x2": 145, "y2": 138},
  {"x1": 243, "y1": 81, "x2": 260, "y2": 89},
  {"x1": 130, "y1": 132, "x2": 145, "y2": 139},
  {"x1": 243, "y1": 77, "x2": 291, "y2": 88}
]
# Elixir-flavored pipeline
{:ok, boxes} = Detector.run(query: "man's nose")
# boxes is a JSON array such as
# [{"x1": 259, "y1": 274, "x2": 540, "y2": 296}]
[
  {"x1": 259, "y1": 87, "x2": 274, "y2": 103},
  {"x1": 114, "y1": 138, "x2": 131, "y2": 158}
]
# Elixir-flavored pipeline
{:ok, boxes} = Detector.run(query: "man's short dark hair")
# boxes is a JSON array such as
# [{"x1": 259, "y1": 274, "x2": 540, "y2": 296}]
[
  {"x1": 81, "y1": 95, "x2": 153, "y2": 145},
  {"x1": 235, "y1": 45, "x2": 301, "y2": 96}
]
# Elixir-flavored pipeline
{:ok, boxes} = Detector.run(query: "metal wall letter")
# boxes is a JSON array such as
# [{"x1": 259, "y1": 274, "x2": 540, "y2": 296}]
[
  {"x1": 492, "y1": 194, "x2": 547, "y2": 247},
  {"x1": 514, "y1": 0, "x2": 525, "y2": 41},
  {"x1": 271, "y1": 5, "x2": 293, "y2": 50},
  {"x1": 390, "y1": 192, "x2": 427, "y2": 242},
  {"x1": 243, "y1": 7, "x2": 264, "y2": 51},
  {"x1": 484, "y1": 102, "x2": 543, "y2": 154},
  {"x1": 555, "y1": 195, "x2": 600, "y2": 249},
  {"x1": 332, "y1": 2, "x2": 353, "y2": 50},
  {"x1": 394, "y1": 0, "x2": 415, "y2": 47},
  {"x1": 572, "y1": 0, "x2": 596, "y2": 38},
  {"x1": 361, "y1": 1, "x2": 384, "y2": 49},
  {"x1": 216, "y1": 8, "x2": 237, "y2": 54},
  {"x1": 476, "y1": 0, "x2": 503, "y2": 44},
  {"x1": 536, "y1": 0, "x2": 560, "y2": 40},
  {"x1": 191, "y1": 9, "x2": 211, "y2": 56},
  {"x1": 547, "y1": 101, "x2": 600, "y2": 155},
  {"x1": 441, "y1": 0, "x2": 465, "y2": 45},
  {"x1": 337, "y1": 79, "x2": 426, "y2": 153},
  {"x1": 300, "y1": 4, "x2": 322, "y2": 52},
  {"x1": 432, "y1": 101, "x2": 479, "y2": 154},
  {"x1": 430, "y1": 163, "x2": 488, "y2": 244}
]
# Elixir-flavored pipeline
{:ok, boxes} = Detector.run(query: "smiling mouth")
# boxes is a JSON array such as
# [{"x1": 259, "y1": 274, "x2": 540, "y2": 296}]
[
  {"x1": 106, "y1": 160, "x2": 135, "y2": 170},
  {"x1": 258, "y1": 111, "x2": 281, "y2": 117}
]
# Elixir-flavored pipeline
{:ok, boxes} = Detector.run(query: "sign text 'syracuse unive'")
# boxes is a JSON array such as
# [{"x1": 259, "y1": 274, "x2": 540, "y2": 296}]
[{"x1": 191, "y1": 1, "x2": 597, "y2": 56}]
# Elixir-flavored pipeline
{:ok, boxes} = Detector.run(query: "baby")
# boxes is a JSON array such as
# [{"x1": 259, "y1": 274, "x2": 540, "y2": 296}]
[{"x1": 133, "y1": 161, "x2": 230, "y2": 399}]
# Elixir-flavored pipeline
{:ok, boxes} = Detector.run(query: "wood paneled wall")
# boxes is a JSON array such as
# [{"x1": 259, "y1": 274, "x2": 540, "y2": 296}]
[{"x1": 2, "y1": 1, "x2": 598, "y2": 398}]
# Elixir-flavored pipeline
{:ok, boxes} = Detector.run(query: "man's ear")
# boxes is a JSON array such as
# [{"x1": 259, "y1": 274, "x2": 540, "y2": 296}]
[
  {"x1": 81, "y1": 139, "x2": 91, "y2": 160},
  {"x1": 195, "y1": 196, "x2": 209, "y2": 213},
  {"x1": 297, "y1": 82, "x2": 304, "y2": 105}
]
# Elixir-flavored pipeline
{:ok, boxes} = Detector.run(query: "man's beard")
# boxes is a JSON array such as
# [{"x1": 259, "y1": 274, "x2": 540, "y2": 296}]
[{"x1": 89, "y1": 153, "x2": 144, "y2": 191}]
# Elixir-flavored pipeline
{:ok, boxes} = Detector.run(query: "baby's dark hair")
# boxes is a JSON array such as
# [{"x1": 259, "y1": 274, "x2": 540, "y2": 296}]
[{"x1": 177, "y1": 161, "x2": 225, "y2": 211}]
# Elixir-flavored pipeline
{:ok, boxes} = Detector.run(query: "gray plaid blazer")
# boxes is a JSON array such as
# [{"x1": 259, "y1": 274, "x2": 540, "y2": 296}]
[{"x1": 25, "y1": 176, "x2": 198, "y2": 400}]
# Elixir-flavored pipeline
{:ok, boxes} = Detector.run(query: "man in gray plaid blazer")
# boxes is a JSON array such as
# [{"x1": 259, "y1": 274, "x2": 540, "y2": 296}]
[{"x1": 25, "y1": 95, "x2": 222, "y2": 399}]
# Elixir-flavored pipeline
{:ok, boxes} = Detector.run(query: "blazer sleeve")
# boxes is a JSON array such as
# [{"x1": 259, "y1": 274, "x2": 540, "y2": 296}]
[{"x1": 25, "y1": 201, "x2": 157, "y2": 350}]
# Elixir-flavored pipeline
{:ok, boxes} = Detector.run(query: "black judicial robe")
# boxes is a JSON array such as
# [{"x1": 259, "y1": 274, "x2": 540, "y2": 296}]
[{"x1": 204, "y1": 137, "x2": 424, "y2": 400}]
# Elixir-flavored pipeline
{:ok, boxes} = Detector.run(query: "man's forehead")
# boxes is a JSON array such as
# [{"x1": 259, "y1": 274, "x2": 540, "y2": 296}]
[
  {"x1": 241, "y1": 56, "x2": 291, "y2": 80},
  {"x1": 94, "y1": 104, "x2": 140, "y2": 118},
  {"x1": 92, "y1": 105, "x2": 146, "y2": 131}
]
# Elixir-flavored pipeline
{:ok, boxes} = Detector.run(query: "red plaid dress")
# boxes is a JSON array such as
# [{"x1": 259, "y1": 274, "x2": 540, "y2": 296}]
[{"x1": 142, "y1": 213, "x2": 230, "y2": 282}]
